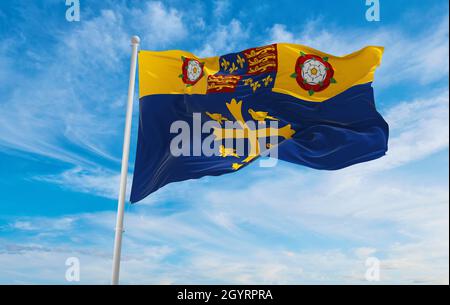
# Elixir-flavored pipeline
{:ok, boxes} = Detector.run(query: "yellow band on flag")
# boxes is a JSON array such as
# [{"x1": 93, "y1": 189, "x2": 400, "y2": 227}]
[
  {"x1": 274, "y1": 44, "x2": 383, "y2": 102},
  {"x1": 138, "y1": 43, "x2": 383, "y2": 102}
]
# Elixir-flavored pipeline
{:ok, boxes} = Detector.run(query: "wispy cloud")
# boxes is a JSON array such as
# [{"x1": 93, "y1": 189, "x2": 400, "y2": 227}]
[
  {"x1": 377, "y1": 89, "x2": 449, "y2": 170},
  {"x1": 0, "y1": 9, "x2": 128, "y2": 166},
  {"x1": 2, "y1": 165, "x2": 448, "y2": 285},
  {"x1": 213, "y1": 0, "x2": 231, "y2": 19},
  {"x1": 195, "y1": 19, "x2": 250, "y2": 57},
  {"x1": 131, "y1": 2, "x2": 187, "y2": 48},
  {"x1": 35, "y1": 167, "x2": 124, "y2": 200},
  {"x1": 0, "y1": 2, "x2": 193, "y2": 171}
]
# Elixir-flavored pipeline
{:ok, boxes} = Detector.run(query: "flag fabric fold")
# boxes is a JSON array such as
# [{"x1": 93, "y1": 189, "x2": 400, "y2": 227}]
[{"x1": 130, "y1": 43, "x2": 388, "y2": 203}]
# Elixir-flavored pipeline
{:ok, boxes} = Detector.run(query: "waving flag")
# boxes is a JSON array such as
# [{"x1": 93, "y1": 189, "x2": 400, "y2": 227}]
[{"x1": 130, "y1": 43, "x2": 388, "y2": 203}]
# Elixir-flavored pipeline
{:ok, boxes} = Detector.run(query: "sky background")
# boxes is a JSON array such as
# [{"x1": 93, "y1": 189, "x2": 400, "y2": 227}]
[{"x1": 0, "y1": 0, "x2": 448, "y2": 284}]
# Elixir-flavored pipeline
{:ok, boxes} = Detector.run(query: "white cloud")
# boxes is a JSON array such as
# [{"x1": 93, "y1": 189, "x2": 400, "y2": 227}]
[
  {"x1": 131, "y1": 2, "x2": 187, "y2": 48},
  {"x1": 354, "y1": 247, "x2": 377, "y2": 259},
  {"x1": 34, "y1": 166, "x2": 203, "y2": 205},
  {"x1": 213, "y1": 0, "x2": 231, "y2": 19},
  {"x1": 0, "y1": 2, "x2": 190, "y2": 167},
  {"x1": 35, "y1": 167, "x2": 123, "y2": 200},
  {"x1": 0, "y1": 9, "x2": 129, "y2": 166},
  {"x1": 379, "y1": 90, "x2": 449, "y2": 169},
  {"x1": 63, "y1": 9, "x2": 129, "y2": 70},
  {"x1": 195, "y1": 19, "x2": 250, "y2": 57},
  {"x1": 1, "y1": 171, "x2": 448, "y2": 285},
  {"x1": 268, "y1": 24, "x2": 295, "y2": 43},
  {"x1": 340, "y1": 89, "x2": 449, "y2": 174}
]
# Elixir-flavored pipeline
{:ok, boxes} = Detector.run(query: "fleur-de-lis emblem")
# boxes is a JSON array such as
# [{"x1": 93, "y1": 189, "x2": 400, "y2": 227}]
[
  {"x1": 221, "y1": 58, "x2": 230, "y2": 71},
  {"x1": 250, "y1": 81, "x2": 261, "y2": 92},
  {"x1": 236, "y1": 54, "x2": 245, "y2": 69},
  {"x1": 262, "y1": 75, "x2": 273, "y2": 86},
  {"x1": 229, "y1": 62, "x2": 238, "y2": 73},
  {"x1": 243, "y1": 78, "x2": 253, "y2": 85}
]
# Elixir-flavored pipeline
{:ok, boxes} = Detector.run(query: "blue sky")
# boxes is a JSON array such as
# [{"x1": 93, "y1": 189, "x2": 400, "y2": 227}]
[{"x1": 0, "y1": 0, "x2": 448, "y2": 284}]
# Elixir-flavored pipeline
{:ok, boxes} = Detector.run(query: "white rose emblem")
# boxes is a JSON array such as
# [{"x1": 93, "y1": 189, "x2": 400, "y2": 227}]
[
  {"x1": 301, "y1": 58, "x2": 327, "y2": 85},
  {"x1": 291, "y1": 53, "x2": 336, "y2": 96},
  {"x1": 187, "y1": 60, "x2": 203, "y2": 82},
  {"x1": 180, "y1": 57, "x2": 205, "y2": 86}
]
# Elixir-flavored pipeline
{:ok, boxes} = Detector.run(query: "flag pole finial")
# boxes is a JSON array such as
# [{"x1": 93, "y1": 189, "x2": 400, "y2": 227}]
[{"x1": 131, "y1": 35, "x2": 140, "y2": 45}]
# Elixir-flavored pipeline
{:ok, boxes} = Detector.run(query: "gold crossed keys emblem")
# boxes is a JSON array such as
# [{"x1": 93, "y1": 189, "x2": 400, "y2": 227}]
[{"x1": 205, "y1": 98, "x2": 296, "y2": 170}]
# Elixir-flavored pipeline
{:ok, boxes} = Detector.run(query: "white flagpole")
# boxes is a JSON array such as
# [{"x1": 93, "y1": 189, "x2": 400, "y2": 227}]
[{"x1": 111, "y1": 35, "x2": 140, "y2": 285}]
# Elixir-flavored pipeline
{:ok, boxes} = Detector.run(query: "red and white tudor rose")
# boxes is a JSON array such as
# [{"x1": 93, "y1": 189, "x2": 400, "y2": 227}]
[
  {"x1": 180, "y1": 56, "x2": 204, "y2": 86},
  {"x1": 291, "y1": 53, "x2": 337, "y2": 96}
]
